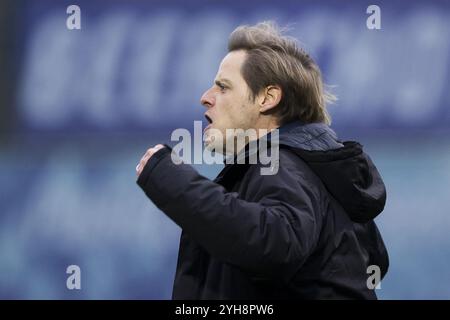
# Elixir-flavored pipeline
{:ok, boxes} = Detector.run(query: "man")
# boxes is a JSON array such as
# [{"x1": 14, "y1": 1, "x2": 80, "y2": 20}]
[{"x1": 136, "y1": 22, "x2": 388, "y2": 299}]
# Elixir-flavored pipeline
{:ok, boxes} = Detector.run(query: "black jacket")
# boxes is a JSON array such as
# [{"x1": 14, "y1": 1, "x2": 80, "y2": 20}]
[{"x1": 137, "y1": 121, "x2": 389, "y2": 299}]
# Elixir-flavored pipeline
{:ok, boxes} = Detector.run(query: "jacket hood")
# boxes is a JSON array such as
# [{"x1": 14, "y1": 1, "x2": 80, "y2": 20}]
[{"x1": 277, "y1": 121, "x2": 387, "y2": 223}]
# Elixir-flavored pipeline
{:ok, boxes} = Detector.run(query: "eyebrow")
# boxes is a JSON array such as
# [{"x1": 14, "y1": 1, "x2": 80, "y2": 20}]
[{"x1": 215, "y1": 78, "x2": 233, "y2": 88}]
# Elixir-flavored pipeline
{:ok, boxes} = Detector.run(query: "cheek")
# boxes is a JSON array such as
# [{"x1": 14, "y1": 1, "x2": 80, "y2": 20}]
[
  {"x1": 235, "y1": 100, "x2": 258, "y2": 128},
  {"x1": 214, "y1": 98, "x2": 233, "y2": 125},
  {"x1": 215, "y1": 92, "x2": 251, "y2": 129}
]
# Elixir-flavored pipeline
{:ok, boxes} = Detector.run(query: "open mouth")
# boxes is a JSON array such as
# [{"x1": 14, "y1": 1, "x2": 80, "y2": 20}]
[
  {"x1": 204, "y1": 114, "x2": 213, "y2": 124},
  {"x1": 204, "y1": 114, "x2": 213, "y2": 134}
]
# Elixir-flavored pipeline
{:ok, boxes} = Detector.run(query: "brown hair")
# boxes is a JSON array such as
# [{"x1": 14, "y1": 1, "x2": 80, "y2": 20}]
[{"x1": 228, "y1": 21, "x2": 335, "y2": 125}]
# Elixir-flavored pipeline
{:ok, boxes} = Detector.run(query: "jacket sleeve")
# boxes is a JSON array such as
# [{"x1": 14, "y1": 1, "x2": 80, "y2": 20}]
[{"x1": 136, "y1": 147, "x2": 323, "y2": 283}]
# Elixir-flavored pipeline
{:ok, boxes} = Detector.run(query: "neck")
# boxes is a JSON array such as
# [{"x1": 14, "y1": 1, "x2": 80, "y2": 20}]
[
  {"x1": 253, "y1": 116, "x2": 280, "y2": 139},
  {"x1": 231, "y1": 117, "x2": 279, "y2": 156}
]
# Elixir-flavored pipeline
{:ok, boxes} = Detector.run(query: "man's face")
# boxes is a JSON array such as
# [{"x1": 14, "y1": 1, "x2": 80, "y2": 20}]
[{"x1": 200, "y1": 50, "x2": 259, "y2": 154}]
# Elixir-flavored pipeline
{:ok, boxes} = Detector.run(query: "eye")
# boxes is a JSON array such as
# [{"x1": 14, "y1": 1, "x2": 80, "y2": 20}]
[{"x1": 215, "y1": 81, "x2": 226, "y2": 92}]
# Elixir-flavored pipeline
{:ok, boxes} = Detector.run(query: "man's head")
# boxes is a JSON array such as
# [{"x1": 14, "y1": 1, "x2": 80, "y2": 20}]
[{"x1": 201, "y1": 21, "x2": 335, "y2": 154}]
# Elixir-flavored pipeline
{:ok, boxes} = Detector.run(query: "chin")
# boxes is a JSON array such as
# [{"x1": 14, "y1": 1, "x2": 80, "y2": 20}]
[
  {"x1": 205, "y1": 139, "x2": 226, "y2": 155},
  {"x1": 203, "y1": 127, "x2": 223, "y2": 153}
]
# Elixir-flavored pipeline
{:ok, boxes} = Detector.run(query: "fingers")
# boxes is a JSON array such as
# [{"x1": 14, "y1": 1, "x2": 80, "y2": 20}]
[
  {"x1": 136, "y1": 144, "x2": 166, "y2": 176},
  {"x1": 136, "y1": 152, "x2": 151, "y2": 176},
  {"x1": 137, "y1": 153, "x2": 151, "y2": 175}
]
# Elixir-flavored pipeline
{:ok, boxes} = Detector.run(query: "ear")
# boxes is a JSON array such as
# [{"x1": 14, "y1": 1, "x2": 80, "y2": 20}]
[{"x1": 257, "y1": 85, "x2": 282, "y2": 113}]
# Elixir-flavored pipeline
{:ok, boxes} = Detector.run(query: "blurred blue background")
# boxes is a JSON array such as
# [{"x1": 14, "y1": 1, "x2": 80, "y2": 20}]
[{"x1": 1, "y1": 0, "x2": 450, "y2": 299}]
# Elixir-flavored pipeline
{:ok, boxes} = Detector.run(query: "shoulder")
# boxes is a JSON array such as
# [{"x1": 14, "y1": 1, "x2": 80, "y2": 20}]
[
  {"x1": 245, "y1": 147, "x2": 319, "y2": 183},
  {"x1": 241, "y1": 147, "x2": 324, "y2": 201}
]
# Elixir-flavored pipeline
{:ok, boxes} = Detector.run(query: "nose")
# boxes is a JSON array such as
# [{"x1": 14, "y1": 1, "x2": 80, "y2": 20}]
[{"x1": 200, "y1": 88, "x2": 215, "y2": 109}]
